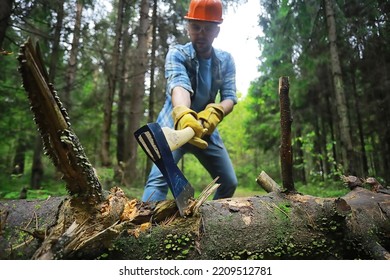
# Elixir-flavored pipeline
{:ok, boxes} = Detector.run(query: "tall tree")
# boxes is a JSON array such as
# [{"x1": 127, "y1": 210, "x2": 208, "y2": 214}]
[
  {"x1": 48, "y1": 0, "x2": 65, "y2": 82},
  {"x1": 31, "y1": 0, "x2": 65, "y2": 189},
  {"x1": 148, "y1": 0, "x2": 158, "y2": 124},
  {"x1": 116, "y1": 1, "x2": 135, "y2": 184},
  {"x1": 101, "y1": 0, "x2": 126, "y2": 166},
  {"x1": 63, "y1": 0, "x2": 84, "y2": 111},
  {"x1": 124, "y1": 0, "x2": 150, "y2": 184},
  {"x1": 324, "y1": 0, "x2": 355, "y2": 174},
  {"x1": 0, "y1": 0, "x2": 13, "y2": 50},
  {"x1": 143, "y1": 0, "x2": 158, "y2": 180}
]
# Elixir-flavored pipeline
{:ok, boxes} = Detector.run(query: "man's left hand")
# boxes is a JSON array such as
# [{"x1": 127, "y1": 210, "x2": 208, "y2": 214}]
[{"x1": 198, "y1": 103, "x2": 225, "y2": 135}]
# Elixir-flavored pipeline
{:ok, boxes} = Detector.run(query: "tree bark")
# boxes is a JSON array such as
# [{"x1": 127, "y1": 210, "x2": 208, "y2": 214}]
[
  {"x1": 101, "y1": 0, "x2": 125, "y2": 166},
  {"x1": 30, "y1": 0, "x2": 65, "y2": 190},
  {"x1": 324, "y1": 0, "x2": 356, "y2": 174},
  {"x1": 143, "y1": 0, "x2": 159, "y2": 181},
  {"x1": 124, "y1": 0, "x2": 150, "y2": 184},
  {"x1": 48, "y1": 0, "x2": 65, "y2": 82},
  {"x1": 115, "y1": 4, "x2": 133, "y2": 184},
  {"x1": 12, "y1": 138, "x2": 26, "y2": 175},
  {"x1": 30, "y1": 136, "x2": 44, "y2": 189},
  {"x1": 0, "y1": 0, "x2": 13, "y2": 50},
  {"x1": 63, "y1": 0, "x2": 83, "y2": 111},
  {"x1": 279, "y1": 77, "x2": 295, "y2": 192},
  {"x1": 148, "y1": 0, "x2": 158, "y2": 124},
  {"x1": 18, "y1": 38, "x2": 103, "y2": 203}
]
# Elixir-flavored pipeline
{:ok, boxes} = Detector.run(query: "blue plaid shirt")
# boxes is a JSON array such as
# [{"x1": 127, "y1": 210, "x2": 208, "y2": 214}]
[{"x1": 156, "y1": 42, "x2": 237, "y2": 147}]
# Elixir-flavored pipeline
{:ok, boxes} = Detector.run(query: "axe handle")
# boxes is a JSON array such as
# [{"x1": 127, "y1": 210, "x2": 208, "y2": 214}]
[{"x1": 162, "y1": 127, "x2": 195, "y2": 151}]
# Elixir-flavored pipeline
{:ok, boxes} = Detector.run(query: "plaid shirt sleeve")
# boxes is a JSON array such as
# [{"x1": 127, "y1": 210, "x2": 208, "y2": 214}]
[
  {"x1": 165, "y1": 45, "x2": 194, "y2": 97},
  {"x1": 219, "y1": 51, "x2": 238, "y2": 104},
  {"x1": 156, "y1": 96, "x2": 174, "y2": 128},
  {"x1": 155, "y1": 45, "x2": 193, "y2": 129}
]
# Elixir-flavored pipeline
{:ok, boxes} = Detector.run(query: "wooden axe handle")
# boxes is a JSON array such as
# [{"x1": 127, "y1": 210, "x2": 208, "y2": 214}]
[{"x1": 162, "y1": 127, "x2": 195, "y2": 151}]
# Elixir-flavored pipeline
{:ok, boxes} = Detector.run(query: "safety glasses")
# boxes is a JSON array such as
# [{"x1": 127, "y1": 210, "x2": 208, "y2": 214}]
[{"x1": 188, "y1": 22, "x2": 219, "y2": 35}]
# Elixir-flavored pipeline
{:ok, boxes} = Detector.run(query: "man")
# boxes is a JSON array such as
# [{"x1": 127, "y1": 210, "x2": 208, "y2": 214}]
[{"x1": 141, "y1": 0, "x2": 238, "y2": 202}]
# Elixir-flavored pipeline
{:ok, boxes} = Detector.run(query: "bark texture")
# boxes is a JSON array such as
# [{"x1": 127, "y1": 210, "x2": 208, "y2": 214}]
[
  {"x1": 18, "y1": 38, "x2": 104, "y2": 204},
  {"x1": 101, "y1": 0, "x2": 125, "y2": 166},
  {"x1": 324, "y1": 0, "x2": 355, "y2": 173},
  {"x1": 279, "y1": 77, "x2": 295, "y2": 192},
  {"x1": 124, "y1": 0, "x2": 150, "y2": 184},
  {"x1": 0, "y1": 0, "x2": 13, "y2": 50}
]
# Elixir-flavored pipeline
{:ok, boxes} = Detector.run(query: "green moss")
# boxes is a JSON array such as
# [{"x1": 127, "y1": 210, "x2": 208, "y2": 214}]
[
  {"x1": 277, "y1": 202, "x2": 291, "y2": 214},
  {"x1": 160, "y1": 232, "x2": 195, "y2": 260},
  {"x1": 108, "y1": 222, "x2": 198, "y2": 260}
]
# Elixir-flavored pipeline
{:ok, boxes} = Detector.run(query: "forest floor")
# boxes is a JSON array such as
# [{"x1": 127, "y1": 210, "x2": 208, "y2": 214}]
[{"x1": 0, "y1": 169, "x2": 349, "y2": 201}]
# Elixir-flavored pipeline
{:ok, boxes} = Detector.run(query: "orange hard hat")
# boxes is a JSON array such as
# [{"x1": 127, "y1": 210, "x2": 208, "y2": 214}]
[{"x1": 184, "y1": 0, "x2": 223, "y2": 23}]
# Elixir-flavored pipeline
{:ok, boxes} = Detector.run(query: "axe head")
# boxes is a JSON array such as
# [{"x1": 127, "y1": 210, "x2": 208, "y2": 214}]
[{"x1": 134, "y1": 123, "x2": 194, "y2": 216}]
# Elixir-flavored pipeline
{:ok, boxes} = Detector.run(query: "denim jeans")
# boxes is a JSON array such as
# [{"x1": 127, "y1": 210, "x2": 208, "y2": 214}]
[{"x1": 141, "y1": 138, "x2": 237, "y2": 202}]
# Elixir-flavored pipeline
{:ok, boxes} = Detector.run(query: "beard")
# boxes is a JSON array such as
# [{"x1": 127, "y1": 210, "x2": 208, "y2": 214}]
[{"x1": 193, "y1": 40, "x2": 213, "y2": 57}]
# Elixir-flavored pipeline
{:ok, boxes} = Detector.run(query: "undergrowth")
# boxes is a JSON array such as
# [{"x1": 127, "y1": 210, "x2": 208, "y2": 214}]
[{"x1": 0, "y1": 166, "x2": 349, "y2": 200}]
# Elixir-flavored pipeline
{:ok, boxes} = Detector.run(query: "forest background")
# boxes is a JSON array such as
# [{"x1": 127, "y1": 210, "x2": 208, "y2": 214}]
[{"x1": 0, "y1": 0, "x2": 389, "y2": 201}]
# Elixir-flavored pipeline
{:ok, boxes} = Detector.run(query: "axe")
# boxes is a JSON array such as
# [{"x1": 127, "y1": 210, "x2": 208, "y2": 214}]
[{"x1": 134, "y1": 123, "x2": 196, "y2": 216}]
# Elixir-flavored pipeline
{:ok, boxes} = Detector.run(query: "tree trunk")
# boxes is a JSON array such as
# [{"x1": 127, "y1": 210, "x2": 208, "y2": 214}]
[
  {"x1": 12, "y1": 138, "x2": 26, "y2": 175},
  {"x1": 48, "y1": 0, "x2": 64, "y2": 82},
  {"x1": 63, "y1": 0, "x2": 83, "y2": 111},
  {"x1": 116, "y1": 3, "x2": 134, "y2": 163},
  {"x1": 148, "y1": 0, "x2": 158, "y2": 124},
  {"x1": 30, "y1": 0, "x2": 65, "y2": 189},
  {"x1": 324, "y1": 0, "x2": 355, "y2": 174},
  {"x1": 30, "y1": 136, "x2": 44, "y2": 189},
  {"x1": 350, "y1": 67, "x2": 368, "y2": 176},
  {"x1": 143, "y1": 0, "x2": 159, "y2": 180},
  {"x1": 324, "y1": 83, "x2": 338, "y2": 176},
  {"x1": 124, "y1": 0, "x2": 150, "y2": 184},
  {"x1": 101, "y1": 0, "x2": 125, "y2": 166},
  {"x1": 0, "y1": 0, "x2": 13, "y2": 50},
  {"x1": 293, "y1": 125, "x2": 306, "y2": 183},
  {"x1": 115, "y1": 4, "x2": 133, "y2": 185}
]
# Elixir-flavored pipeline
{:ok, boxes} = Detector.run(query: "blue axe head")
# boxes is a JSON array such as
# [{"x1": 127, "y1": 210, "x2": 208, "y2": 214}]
[{"x1": 134, "y1": 123, "x2": 194, "y2": 216}]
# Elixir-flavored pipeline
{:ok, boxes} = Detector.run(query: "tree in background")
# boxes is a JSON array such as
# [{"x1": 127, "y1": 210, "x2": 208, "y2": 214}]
[
  {"x1": 324, "y1": 0, "x2": 355, "y2": 174},
  {"x1": 122, "y1": 0, "x2": 150, "y2": 183},
  {"x1": 248, "y1": 0, "x2": 390, "y2": 184},
  {"x1": 0, "y1": 0, "x2": 13, "y2": 51}
]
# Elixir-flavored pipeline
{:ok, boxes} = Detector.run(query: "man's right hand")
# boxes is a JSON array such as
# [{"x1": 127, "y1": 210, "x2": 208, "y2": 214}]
[{"x1": 172, "y1": 105, "x2": 208, "y2": 149}]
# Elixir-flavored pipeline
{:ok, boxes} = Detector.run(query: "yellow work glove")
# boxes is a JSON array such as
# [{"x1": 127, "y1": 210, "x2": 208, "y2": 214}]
[
  {"x1": 198, "y1": 103, "x2": 225, "y2": 135},
  {"x1": 172, "y1": 105, "x2": 208, "y2": 149}
]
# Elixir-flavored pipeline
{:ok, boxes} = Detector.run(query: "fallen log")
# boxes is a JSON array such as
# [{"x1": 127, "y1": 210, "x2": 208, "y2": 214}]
[{"x1": 1, "y1": 184, "x2": 389, "y2": 260}]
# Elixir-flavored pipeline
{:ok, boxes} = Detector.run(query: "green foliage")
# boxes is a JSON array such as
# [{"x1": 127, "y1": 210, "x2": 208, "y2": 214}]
[
  {"x1": 295, "y1": 180, "x2": 349, "y2": 198},
  {"x1": 0, "y1": 170, "x2": 67, "y2": 200}
]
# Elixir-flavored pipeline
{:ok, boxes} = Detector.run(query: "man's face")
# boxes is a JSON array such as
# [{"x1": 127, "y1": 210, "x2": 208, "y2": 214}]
[{"x1": 187, "y1": 20, "x2": 220, "y2": 58}]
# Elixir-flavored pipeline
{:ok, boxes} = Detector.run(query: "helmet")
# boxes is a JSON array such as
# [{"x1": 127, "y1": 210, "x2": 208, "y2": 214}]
[{"x1": 184, "y1": 0, "x2": 223, "y2": 23}]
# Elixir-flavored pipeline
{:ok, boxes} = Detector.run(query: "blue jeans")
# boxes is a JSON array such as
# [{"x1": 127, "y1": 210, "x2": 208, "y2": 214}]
[{"x1": 141, "y1": 138, "x2": 237, "y2": 202}]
